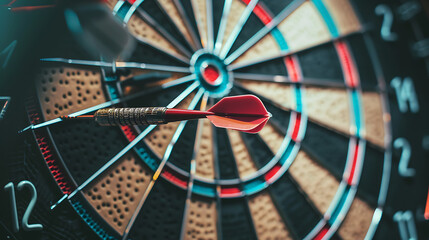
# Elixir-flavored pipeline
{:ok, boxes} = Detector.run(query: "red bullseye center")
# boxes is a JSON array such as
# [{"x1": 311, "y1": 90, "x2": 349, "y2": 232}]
[{"x1": 202, "y1": 64, "x2": 220, "y2": 84}]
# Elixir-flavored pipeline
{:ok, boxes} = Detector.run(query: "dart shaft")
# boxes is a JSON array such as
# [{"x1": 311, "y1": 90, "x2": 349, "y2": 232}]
[
  {"x1": 57, "y1": 94, "x2": 270, "y2": 133},
  {"x1": 94, "y1": 107, "x2": 167, "y2": 126},
  {"x1": 93, "y1": 108, "x2": 213, "y2": 126}
]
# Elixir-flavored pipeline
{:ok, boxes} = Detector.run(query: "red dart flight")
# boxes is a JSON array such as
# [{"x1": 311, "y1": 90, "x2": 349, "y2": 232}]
[
  {"x1": 165, "y1": 95, "x2": 271, "y2": 133},
  {"x1": 207, "y1": 94, "x2": 271, "y2": 133},
  {"x1": 64, "y1": 95, "x2": 271, "y2": 133}
]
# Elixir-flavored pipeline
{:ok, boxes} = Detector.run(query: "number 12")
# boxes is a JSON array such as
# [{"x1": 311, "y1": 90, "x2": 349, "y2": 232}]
[{"x1": 4, "y1": 181, "x2": 43, "y2": 232}]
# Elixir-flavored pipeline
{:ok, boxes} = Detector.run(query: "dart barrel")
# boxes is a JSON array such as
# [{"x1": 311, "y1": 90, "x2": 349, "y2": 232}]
[{"x1": 94, "y1": 107, "x2": 167, "y2": 126}]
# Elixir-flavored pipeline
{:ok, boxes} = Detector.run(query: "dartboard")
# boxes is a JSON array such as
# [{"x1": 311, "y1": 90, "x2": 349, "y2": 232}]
[{"x1": 0, "y1": 0, "x2": 428, "y2": 239}]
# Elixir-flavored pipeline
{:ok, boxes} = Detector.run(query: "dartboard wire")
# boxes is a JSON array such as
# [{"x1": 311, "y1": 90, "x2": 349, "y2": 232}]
[
  {"x1": 133, "y1": 35, "x2": 191, "y2": 64},
  {"x1": 229, "y1": 85, "x2": 299, "y2": 182},
  {"x1": 153, "y1": 0, "x2": 199, "y2": 52},
  {"x1": 234, "y1": 81, "x2": 351, "y2": 141},
  {"x1": 20, "y1": 74, "x2": 196, "y2": 133},
  {"x1": 123, "y1": 0, "x2": 146, "y2": 24},
  {"x1": 135, "y1": 7, "x2": 193, "y2": 58},
  {"x1": 112, "y1": 0, "x2": 125, "y2": 16},
  {"x1": 122, "y1": 87, "x2": 205, "y2": 240},
  {"x1": 233, "y1": 81, "x2": 296, "y2": 112},
  {"x1": 304, "y1": 140, "x2": 366, "y2": 240},
  {"x1": 238, "y1": 129, "x2": 323, "y2": 238},
  {"x1": 189, "y1": 0, "x2": 207, "y2": 49},
  {"x1": 113, "y1": 0, "x2": 192, "y2": 63},
  {"x1": 217, "y1": 0, "x2": 260, "y2": 59},
  {"x1": 237, "y1": 54, "x2": 321, "y2": 239},
  {"x1": 50, "y1": 81, "x2": 199, "y2": 207},
  {"x1": 214, "y1": 126, "x2": 259, "y2": 239},
  {"x1": 233, "y1": 72, "x2": 348, "y2": 89},
  {"x1": 173, "y1": 0, "x2": 203, "y2": 49},
  {"x1": 234, "y1": 78, "x2": 387, "y2": 229},
  {"x1": 40, "y1": 58, "x2": 191, "y2": 73},
  {"x1": 362, "y1": 33, "x2": 393, "y2": 240},
  {"x1": 236, "y1": 76, "x2": 370, "y2": 187},
  {"x1": 49, "y1": 81, "x2": 200, "y2": 210},
  {"x1": 300, "y1": 37, "x2": 367, "y2": 240},
  {"x1": 223, "y1": 0, "x2": 306, "y2": 65},
  {"x1": 213, "y1": 0, "x2": 232, "y2": 54},
  {"x1": 320, "y1": 43, "x2": 367, "y2": 240},
  {"x1": 234, "y1": 82, "x2": 386, "y2": 158},
  {"x1": 179, "y1": 91, "x2": 209, "y2": 240},
  {"x1": 343, "y1": 2, "x2": 393, "y2": 238},
  {"x1": 228, "y1": 27, "x2": 368, "y2": 71},
  {"x1": 206, "y1": 0, "x2": 214, "y2": 51}
]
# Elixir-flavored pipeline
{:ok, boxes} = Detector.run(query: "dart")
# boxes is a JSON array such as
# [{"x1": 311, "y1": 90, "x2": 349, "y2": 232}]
[{"x1": 62, "y1": 95, "x2": 271, "y2": 133}]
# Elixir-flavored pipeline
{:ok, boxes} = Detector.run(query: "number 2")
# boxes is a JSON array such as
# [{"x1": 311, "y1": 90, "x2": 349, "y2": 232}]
[
  {"x1": 394, "y1": 138, "x2": 416, "y2": 178},
  {"x1": 375, "y1": 4, "x2": 398, "y2": 41}
]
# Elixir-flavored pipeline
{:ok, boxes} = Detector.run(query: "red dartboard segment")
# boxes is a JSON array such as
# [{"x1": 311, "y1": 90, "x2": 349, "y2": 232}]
[
  {"x1": 313, "y1": 225, "x2": 330, "y2": 240},
  {"x1": 284, "y1": 55, "x2": 304, "y2": 141},
  {"x1": 162, "y1": 166, "x2": 189, "y2": 189},
  {"x1": 26, "y1": 98, "x2": 75, "y2": 194},
  {"x1": 35, "y1": 134, "x2": 74, "y2": 194},
  {"x1": 335, "y1": 41, "x2": 359, "y2": 88},
  {"x1": 284, "y1": 56, "x2": 303, "y2": 83},
  {"x1": 347, "y1": 141, "x2": 361, "y2": 185},
  {"x1": 264, "y1": 164, "x2": 282, "y2": 182},
  {"x1": 121, "y1": 125, "x2": 137, "y2": 141},
  {"x1": 291, "y1": 113, "x2": 302, "y2": 141},
  {"x1": 220, "y1": 186, "x2": 242, "y2": 197},
  {"x1": 241, "y1": 0, "x2": 272, "y2": 25}
]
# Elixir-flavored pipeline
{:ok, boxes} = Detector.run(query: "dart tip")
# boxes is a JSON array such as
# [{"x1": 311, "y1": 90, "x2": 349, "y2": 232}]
[
  {"x1": 18, "y1": 125, "x2": 32, "y2": 133},
  {"x1": 267, "y1": 112, "x2": 272, "y2": 118},
  {"x1": 50, "y1": 194, "x2": 68, "y2": 210}
]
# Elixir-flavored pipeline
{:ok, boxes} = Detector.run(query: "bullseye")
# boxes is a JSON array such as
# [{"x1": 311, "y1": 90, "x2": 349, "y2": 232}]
[
  {"x1": 201, "y1": 64, "x2": 221, "y2": 85},
  {"x1": 191, "y1": 49, "x2": 232, "y2": 97}
]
